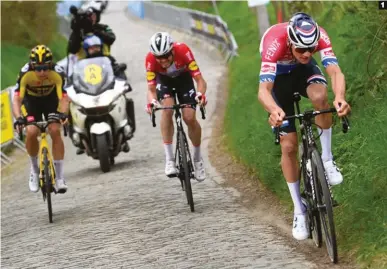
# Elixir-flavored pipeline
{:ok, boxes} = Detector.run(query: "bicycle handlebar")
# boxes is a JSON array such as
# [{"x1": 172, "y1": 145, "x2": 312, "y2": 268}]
[
  {"x1": 151, "y1": 102, "x2": 206, "y2": 127},
  {"x1": 274, "y1": 107, "x2": 350, "y2": 145},
  {"x1": 17, "y1": 119, "x2": 68, "y2": 141}
]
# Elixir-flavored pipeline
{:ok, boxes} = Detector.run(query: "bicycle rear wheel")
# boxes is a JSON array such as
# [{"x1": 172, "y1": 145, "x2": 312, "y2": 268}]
[
  {"x1": 311, "y1": 149, "x2": 338, "y2": 263},
  {"x1": 178, "y1": 131, "x2": 194, "y2": 212},
  {"x1": 43, "y1": 148, "x2": 53, "y2": 223}
]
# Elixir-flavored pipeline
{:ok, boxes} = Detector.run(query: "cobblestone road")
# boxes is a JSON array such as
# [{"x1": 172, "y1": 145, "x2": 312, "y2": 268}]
[{"x1": 2, "y1": 2, "x2": 318, "y2": 268}]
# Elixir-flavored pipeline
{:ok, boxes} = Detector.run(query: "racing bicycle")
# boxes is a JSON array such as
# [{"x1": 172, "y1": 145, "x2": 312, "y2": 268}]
[
  {"x1": 18, "y1": 114, "x2": 68, "y2": 223},
  {"x1": 274, "y1": 92, "x2": 350, "y2": 263},
  {"x1": 151, "y1": 99, "x2": 206, "y2": 212}
]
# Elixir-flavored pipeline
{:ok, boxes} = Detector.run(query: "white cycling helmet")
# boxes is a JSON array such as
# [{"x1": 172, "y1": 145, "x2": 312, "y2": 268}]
[
  {"x1": 149, "y1": 32, "x2": 173, "y2": 57},
  {"x1": 287, "y1": 12, "x2": 320, "y2": 48}
]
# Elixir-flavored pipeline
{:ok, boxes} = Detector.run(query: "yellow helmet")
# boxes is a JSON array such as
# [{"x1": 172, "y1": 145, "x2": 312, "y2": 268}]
[{"x1": 30, "y1": 45, "x2": 53, "y2": 65}]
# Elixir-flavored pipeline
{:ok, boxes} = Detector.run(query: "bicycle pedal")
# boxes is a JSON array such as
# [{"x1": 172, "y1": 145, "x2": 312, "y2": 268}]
[{"x1": 166, "y1": 173, "x2": 178, "y2": 178}]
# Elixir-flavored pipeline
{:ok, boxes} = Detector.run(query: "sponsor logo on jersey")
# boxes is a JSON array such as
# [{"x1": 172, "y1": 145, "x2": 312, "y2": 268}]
[
  {"x1": 188, "y1": 61, "x2": 199, "y2": 71},
  {"x1": 185, "y1": 51, "x2": 193, "y2": 61},
  {"x1": 260, "y1": 62, "x2": 277, "y2": 74},
  {"x1": 265, "y1": 38, "x2": 281, "y2": 61},
  {"x1": 323, "y1": 49, "x2": 334, "y2": 57},
  {"x1": 320, "y1": 31, "x2": 331, "y2": 46},
  {"x1": 146, "y1": 71, "x2": 156, "y2": 81}
]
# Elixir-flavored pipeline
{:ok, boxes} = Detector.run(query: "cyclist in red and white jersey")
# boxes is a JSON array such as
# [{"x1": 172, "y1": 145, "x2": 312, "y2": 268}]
[
  {"x1": 257, "y1": 13, "x2": 351, "y2": 240},
  {"x1": 145, "y1": 32, "x2": 208, "y2": 181}
]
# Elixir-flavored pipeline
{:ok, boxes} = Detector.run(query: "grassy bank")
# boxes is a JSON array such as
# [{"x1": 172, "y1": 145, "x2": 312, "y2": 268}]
[
  {"x1": 167, "y1": 1, "x2": 386, "y2": 268},
  {"x1": 1, "y1": 33, "x2": 68, "y2": 90}
]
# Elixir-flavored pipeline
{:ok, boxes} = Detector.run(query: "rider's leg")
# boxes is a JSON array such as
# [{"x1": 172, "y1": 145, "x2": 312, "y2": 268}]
[
  {"x1": 178, "y1": 73, "x2": 206, "y2": 181},
  {"x1": 22, "y1": 101, "x2": 41, "y2": 192},
  {"x1": 156, "y1": 77, "x2": 178, "y2": 176},
  {"x1": 305, "y1": 68, "x2": 343, "y2": 186},
  {"x1": 160, "y1": 97, "x2": 175, "y2": 160},
  {"x1": 25, "y1": 125, "x2": 40, "y2": 172},
  {"x1": 48, "y1": 122, "x2": 67, "y2": 192},
  {"x1": 25, "y1": 125, "x2": 41, "y2": 192},
  {"x1": 272, "y1": 73, "x2": 308, "y2": 240},
  {"x1": 306, "y1": 83, "x2": 332, "y2": 161},
  {"x1": 182, "y1": 108, "x2": 201, "y2": 159}
]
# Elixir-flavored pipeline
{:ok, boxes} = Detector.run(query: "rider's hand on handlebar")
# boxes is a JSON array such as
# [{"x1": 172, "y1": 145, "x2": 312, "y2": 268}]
[
  {"x1": 13, "y1": 116, "x2": 26, "y2": 133},
  {"x1": 48, "y1": 112, "x2": 69, "y2": 125},
  {"x1": 145, "y1": 99, "x2": 160, "y2": 114},
  {"x1": 333, "y1": 98, "x2": 351, "y2": 118},
  {"x1": 269, "y1": 107, "x2": 286, "y2": 127},
  {"x1": 195, "y1": 92, "x2": 207, "y2": 106}
]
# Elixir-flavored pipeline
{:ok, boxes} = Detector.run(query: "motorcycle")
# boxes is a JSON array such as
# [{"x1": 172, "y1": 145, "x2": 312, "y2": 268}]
[{"x1": 66, "y1": 56, "x2": 135, "y2": 172}]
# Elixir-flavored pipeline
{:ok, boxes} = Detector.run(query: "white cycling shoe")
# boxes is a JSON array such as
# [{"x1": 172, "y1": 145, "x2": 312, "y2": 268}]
[
  {"x1": 165, "y1": 160, "x2": 178, "y2": 177},
  {"x1": 55, "y1": 179, "x2": 68, "y2": 194},
  {"x1": 29, "y1": 170, "x2": 40, "y2": 193},
  {"x1": 292, "y1": 213, "x2": 309, "y2": 240},
  {"x1": 194, "y1": 158, "x2": 206, "y2": 182},
  {"x1": 323, "y1": 160, "x2": 343, "y2": 185}
]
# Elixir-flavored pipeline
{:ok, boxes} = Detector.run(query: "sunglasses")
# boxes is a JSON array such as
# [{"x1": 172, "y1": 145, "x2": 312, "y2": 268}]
[
  {"x1": 34, "y1": 65, "x2": 50, "y2": 72},
  {"x1": 294, "y1": 46, "x2": 316, "y2": 54},
  {"x1": 155, "y1": 52, "x2": 172, "y2": 60}
]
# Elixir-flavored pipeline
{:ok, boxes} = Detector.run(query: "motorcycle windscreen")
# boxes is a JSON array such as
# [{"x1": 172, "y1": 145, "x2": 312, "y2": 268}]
[{"x1": 72, "y1": 57, "x2": 115, "y2": 96}]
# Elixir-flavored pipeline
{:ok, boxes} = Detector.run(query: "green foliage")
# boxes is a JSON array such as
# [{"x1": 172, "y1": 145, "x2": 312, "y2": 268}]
[
  {"x1": 165, "y1": 1, "x2": 387, "y2": 268},
  {"x1": 1, "y1": 1, "x2": 59, "y2": 48},
  {"x1": 1, "y1": 34, "x2": 68, "y2": 90}
]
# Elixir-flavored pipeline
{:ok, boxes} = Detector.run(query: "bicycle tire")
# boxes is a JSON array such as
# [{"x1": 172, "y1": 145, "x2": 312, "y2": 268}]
[
  {"x1": 178, "y1": 131, "x2": 194, "y2": 212},
  {"x1": 311, "y1": 149, "x2": 338, "y2": 263},
  {"x1": 300, "y1": 155, "x2": 322, "y2": 248},
  {"x1": 43, "y1": 148, "x2": 53, "y2": 223}
]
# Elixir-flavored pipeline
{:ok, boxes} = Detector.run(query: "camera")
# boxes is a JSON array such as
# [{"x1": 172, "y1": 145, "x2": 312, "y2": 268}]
[{"x1": 69, "y1": 5, "x2": 93, "y2": 34}]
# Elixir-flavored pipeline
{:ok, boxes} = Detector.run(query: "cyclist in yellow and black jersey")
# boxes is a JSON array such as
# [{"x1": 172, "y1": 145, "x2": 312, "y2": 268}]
[{"x1": 13, "y1": 45, "x2": 70, "y2": 194}]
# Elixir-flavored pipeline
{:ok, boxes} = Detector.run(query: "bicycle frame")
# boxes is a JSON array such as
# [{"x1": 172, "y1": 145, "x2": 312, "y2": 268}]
[{"x1": 38, "y1": 130, "x2": 56, "y2": 188}]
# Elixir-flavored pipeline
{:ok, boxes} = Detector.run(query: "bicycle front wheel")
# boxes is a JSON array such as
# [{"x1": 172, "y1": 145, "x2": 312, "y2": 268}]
[
  {"x1": 178, "y1": 131, "x2": 194, "y2": 212},
  {"x1": 311, "y1": 149, "x2": 338, "y2": 263},
  {"x1": 43, "y1": 148, "x2": 53, "y2": 223}
]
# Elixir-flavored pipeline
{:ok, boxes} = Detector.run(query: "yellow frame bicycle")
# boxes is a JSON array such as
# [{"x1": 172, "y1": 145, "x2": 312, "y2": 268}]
[{"x1": 19, "y1": 118, "x2": 66, "y2": 223}]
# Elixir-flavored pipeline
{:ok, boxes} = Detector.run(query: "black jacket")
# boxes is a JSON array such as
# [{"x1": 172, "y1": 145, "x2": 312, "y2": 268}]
[{"x1": 68, "y1": 23, "x2": 116, "y2": 58}]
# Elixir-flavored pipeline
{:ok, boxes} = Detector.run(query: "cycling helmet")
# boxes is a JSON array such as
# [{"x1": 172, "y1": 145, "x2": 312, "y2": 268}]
[
  {"x1": 287, "y1": 12, "x2": 320, "y2": 48},
  {"x1": 149, "y1": 32, "x2": 173, "y2": 57},
  {"x1": 30, "y1": 45, "x2": 53, "y2": 65},
  {"x1": 83, "y1": 35, "x2": 103, "y2": 56}
]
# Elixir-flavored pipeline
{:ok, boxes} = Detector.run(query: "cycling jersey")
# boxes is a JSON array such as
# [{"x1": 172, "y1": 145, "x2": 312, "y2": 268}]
[
  {"x1": 14, "y1": 63, "x2": 67, "y2": 100},
  {"x1": 145, "y1": 42, "x2": 201, "y2": 86},
  {"x1": 259, "y1": 23, "x2": 338, "y2": 83}
]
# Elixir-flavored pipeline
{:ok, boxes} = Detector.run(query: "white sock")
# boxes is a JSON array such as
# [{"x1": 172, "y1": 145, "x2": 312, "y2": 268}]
[
  {"x1": 30, "y1": 155, "x2": 39, "y2": 174},
  {"x1": 287, "y1": 180, "x2": 305, "y2": 215},
  {"x1": 193, "y1": 145, "x2": 201, "y2": 162},
  {"x1": 318, "y1": 127, "x2": 333, "y2": 162},
  {"x1": 164, "y1": 143, "x2": 174, "y2": 161},
  {"x1": 54, "y1": 160, "x2": 64, "y2": 180}
]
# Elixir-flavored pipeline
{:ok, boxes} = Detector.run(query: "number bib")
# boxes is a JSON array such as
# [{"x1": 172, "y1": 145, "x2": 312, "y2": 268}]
[{"x1": 83, "y1": 64, "x2": 103, "y2": 85}]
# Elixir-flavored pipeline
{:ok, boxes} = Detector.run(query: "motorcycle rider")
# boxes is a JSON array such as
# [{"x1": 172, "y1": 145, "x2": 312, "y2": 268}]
[{"x1": 68, "y1": 35, "x2": 135, "y2": 155}]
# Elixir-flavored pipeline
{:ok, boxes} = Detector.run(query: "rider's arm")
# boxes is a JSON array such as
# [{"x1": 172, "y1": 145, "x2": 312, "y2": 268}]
[
  {"x1": 145, "y1": 53, "x2": 158, "y2": 103},
  {"x1": 183, "y1": 44, "x2": 207, "y2": 94},
  {"x1": 147, "y1": 84, "x2": 157, "y2": 104},
  {"x1": 193, "y1": 74, "x2": 207, "y2": 95},
  {"x1": 258, "y1": 81, "x2": 279, "y2": 113},
  {"x1": 54, "y1": 67, "x2": 70, "y2": 115},
  {"x1": 12, "y1": 67, "x2": 28, "y2": 118},
  {"x1": 94, "y1": 24, "x2": 115, "y2": 46},
  {"x1": 68, "y1": 31, "x2": 82, "y2": 54},
  {"x1": 325, "y1": 64, "x2": 345, "y2": 100}
]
